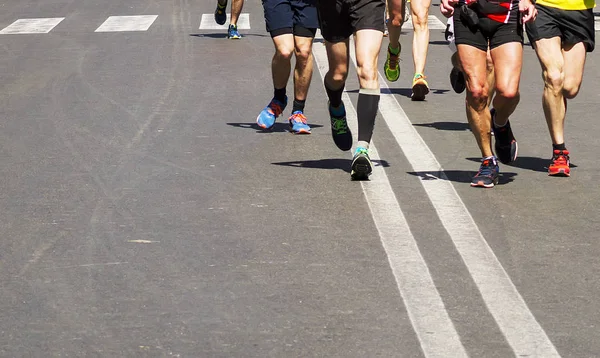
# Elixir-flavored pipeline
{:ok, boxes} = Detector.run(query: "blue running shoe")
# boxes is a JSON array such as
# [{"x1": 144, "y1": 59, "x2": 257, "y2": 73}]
[
  {"x1": 351, "y1": 147, "x2": 372, "y2": 180},
  {"x1": 471, "y1": 156, "x2": 499, "y2": 188},
  {"x1": 256, "y1": 97, "x2": 287, "y2": 130},
  {"x1": 227, "y1": 24, "x2": 241, "y2": 39},
  {"x1": 288, "y1": 111, "x2": 311, "y2": 134},
  {"x1": 329, "y1": 102, "x2": 352, "y2": 151},
  {"x1": 214, "y1": 1, "x2": 227, "y2": 25}
]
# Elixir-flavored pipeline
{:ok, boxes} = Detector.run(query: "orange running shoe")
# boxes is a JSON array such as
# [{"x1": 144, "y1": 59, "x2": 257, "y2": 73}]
[
  {"x1": 411, "y1": 73, "x2": 429, "y2": 101},
  {"x1": 548, "y1": 149, "x2": 570, "y2": 176}
]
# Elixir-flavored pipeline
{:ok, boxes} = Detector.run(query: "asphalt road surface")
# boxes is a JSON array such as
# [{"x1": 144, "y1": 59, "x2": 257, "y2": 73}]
[{"x1": 1, "y1": 0, "x2": 599, "y2": 357}]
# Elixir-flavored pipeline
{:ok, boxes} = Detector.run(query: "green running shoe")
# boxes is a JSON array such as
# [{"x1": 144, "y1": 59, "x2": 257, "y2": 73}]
[
  {"x1": 384, "y1": 44, "x2": 401, "y2": 82},
  {"x1": 351, "y1": 147, "x2": 373, "y2": 180}
]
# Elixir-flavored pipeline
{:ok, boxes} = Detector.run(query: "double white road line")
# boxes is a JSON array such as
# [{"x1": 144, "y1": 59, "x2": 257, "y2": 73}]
[{"x1": 311, "y1": 34, "x2": 560, "y2": 357}]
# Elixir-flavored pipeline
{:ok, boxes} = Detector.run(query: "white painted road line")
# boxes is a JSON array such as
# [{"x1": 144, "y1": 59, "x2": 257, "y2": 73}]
[
  {"x1": 0, "y1": 18, "x2": 65, "y2": 34},
  {"x1": 95, "y1": 15, "x2": 158, "y2": 32},
  {"x1": 199, "y1": 13, "x2": 251, "y2": 30},
  {"x1": 312, "y1": 38, "x2": 468, "y2": 357},
  {"x1": 401, "y1": 15, "x2": 446, "y2": 30},
  {"x1": 371, "y1": 53, "x2": 561, "y2": 356}
]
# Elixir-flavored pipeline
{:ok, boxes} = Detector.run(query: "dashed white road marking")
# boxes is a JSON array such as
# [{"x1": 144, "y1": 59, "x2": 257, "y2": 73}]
[
  {"x1": 0, "y1": 18, "x2": 65, "y2": 34},
  {"x1": 95, "y1": 15, "x2": 158, "y2": 32},
  {"x1": 199, "y1": 13, "x2": 250, "y2": 30},
  {"x1": 313, "y1": 34, "x2": 468, "y2": 358}
]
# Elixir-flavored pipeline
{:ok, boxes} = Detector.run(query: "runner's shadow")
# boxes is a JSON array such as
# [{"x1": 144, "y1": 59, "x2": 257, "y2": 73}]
[
  {"x1": 190, "y1": 33, "x2": 228, "y2": 39},
  {"x1": 380, "y1": 87, "x2": 415, "y2": 98},
  {"x1": 408, "y1": 169, "x2": 517, "y2": 185},
  {"x1": 467, "y1": 156, "x2": 577, "y2": 173},
  {"x1": 189, "y1": 33, "x2": 270, "y2": 38},
  {"x1": 414, "y1": 122, "x2": 470, "y2": 131},
  {"x1": 227, "y1": 122, "x2": 324, "y2": 133},
  {"x1": 273, "y1": 158, "x2": 390, "y2": 173}
]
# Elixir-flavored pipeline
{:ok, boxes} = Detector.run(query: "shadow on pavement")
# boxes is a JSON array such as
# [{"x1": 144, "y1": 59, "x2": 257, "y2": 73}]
[
  {"x1": 273, "y1": 158, "x2": 390, "y2": 173},
  {"x1": 227, "y1": 122, "x2": 324, "y2": 133},
  {"x1": 189, "y1": 33, "x2": 270, "y2": 38},
  {"x1": 466, "y1": 156, "x2": 577, "y2": 173},
  {"x1": 429, "y1": 40, "x2": 452, "y2": 46},
  {"x1": 408, "y1": 169, "x2": 517, "y2": 185},
  {"x1": 413, "y1": 121, "x2": 470, "y2": 131}
]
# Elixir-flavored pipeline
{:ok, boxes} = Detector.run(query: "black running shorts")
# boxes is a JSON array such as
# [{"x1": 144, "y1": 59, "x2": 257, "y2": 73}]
[
  {"x1": 317, "y1": 0, "x2": 386, "y2": 43},
  {"x1": 525, "y1": 4, "x2": 595, "y2": 52},
  {"x1": 263, "y1": 0, "x2": 319, "y2": 37},
  {"x1": 454, "y1": 12, "x2": 523, "y2": 51}
]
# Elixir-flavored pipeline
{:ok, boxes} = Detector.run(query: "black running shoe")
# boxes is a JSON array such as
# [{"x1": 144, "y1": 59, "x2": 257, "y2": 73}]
[
  {"x1": 329, "y1": 102, "x2": 353, "y2": 151},
  {"x1": 351, "y1": 147, "x2": 372, "y2": 180},
  {"x1": 471, "y1": 157, "x2": 499, "y2": 188},
  {"x1": 491, "y1": 108, "x2": 518, "y2": 164},
  {"x1": 449, "y1": 67, "x2": 465, "y2": 94},
  {"x1": 214, "y1": 1, "x2": 227, "y2": 26}
]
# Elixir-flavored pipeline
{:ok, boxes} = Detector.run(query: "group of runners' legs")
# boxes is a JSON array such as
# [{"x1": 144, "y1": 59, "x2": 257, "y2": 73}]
[{"x1": 215, "y1": 0, "x2": 594, "y2": 187}]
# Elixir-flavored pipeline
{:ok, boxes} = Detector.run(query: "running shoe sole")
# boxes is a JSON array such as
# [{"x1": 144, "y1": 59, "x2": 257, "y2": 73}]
[
  {"x1": 548, "y1": 168, "x2": 570, "y2": 177},
  {"x1": 411, "y1": 83, "x2": 429, "y2": 101},
  {"x1": 351, "y1": 156, "x2": 372, "y2": 180},
  {"x1": 470, "y1": 178, "x2": 498, "y2": 188},
  {"x1": 256, "y1": 115, "x2": 274, "y2": 130},
  {"x1": 290, "y1": 127, "x2": 311, "y2": 135},
  {"x1": 495, "y1": 141, "x2": 518, "y2": 164},
  {"x1": 450, "y1": 67, "x2": 466, "y2": 94},
  {"x1": 214, "y1": 2, "x2": 227, "y2": 25}
]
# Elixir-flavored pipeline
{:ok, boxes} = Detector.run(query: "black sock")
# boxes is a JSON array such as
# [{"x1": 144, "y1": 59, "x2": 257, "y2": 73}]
[
  {"x1": 325, "y1": 82, "x2": 344, "y2": 108},
  {"x1": 274, "y1": 87, "x2": 286, "y2": 103},
  {"x1": 292, "y1": 99, "x2": 306, "y2": 113},
  {"x1": 357, "y1": 89, "x2": 380, "y2": 144},
  {"x1": 553, "y1": 143, "x2": 566, "y2": 151}
]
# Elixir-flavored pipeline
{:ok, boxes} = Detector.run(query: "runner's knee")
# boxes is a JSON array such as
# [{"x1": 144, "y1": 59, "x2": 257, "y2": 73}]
[
  {"x1": 328, "y1": 65, "x2": 349, "y2": 84},
  {"x1": 466, "y1": 84, "x2": 489, "y2": 110},
  {"x1": 411, "y1": 9, "x2": 429, "y2": 29},
  {"x1": 294, "y1": 45, "x2": 312, "y2": 64},
  {"x1": 543, "y1": 68, "x2": 565, "y2": 94},
  {"x1": 275, "y1": 45, "x2": 295, "y2": 61},
  {"x1": 356, "y1": 63, "x2": 378, "y2": 84}
]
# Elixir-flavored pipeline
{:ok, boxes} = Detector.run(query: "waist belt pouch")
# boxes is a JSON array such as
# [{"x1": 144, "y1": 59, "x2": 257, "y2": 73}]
[
  {"x1": 459, "y1": 5, "x2": 480, "y2": 30},
  {"x1": 474, "y1": 0, "x2": 510, "y2": 15}
]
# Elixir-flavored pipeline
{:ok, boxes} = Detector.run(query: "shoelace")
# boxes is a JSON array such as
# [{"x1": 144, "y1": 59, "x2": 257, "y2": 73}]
[
  {"x1": 552, "y1": 150, "x2": 570, "y2": 165},
  {"x1": 355, "y1": 148, "x2": 369, "y2": 157},
  {"x1": 290, "y1": 112, "x2": 307, "y2": 124},
  {"x1": 477, "y1": 159, "x2": 496, "y2": 177},
  {"x1": 388, "y1": 48, "x2": 399, "y2": 68},
  {"x1": 414, "y1": 73, "x2": 427, "y2": 82},
  {"x1": 331, "y1": 117, "x2": 348, "y2": 134}
]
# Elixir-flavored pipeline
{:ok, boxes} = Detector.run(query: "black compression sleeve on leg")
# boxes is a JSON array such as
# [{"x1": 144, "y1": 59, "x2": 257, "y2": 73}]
[
  {"x1": 325, "y1": 82, "x2": 344, "y2": 108},
  {"x1": 274, "y1": 87, "x2": 286, "y2": 103},
  {"x1": 357, "y1": 89, "x2": 380, "y2": 144}
]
